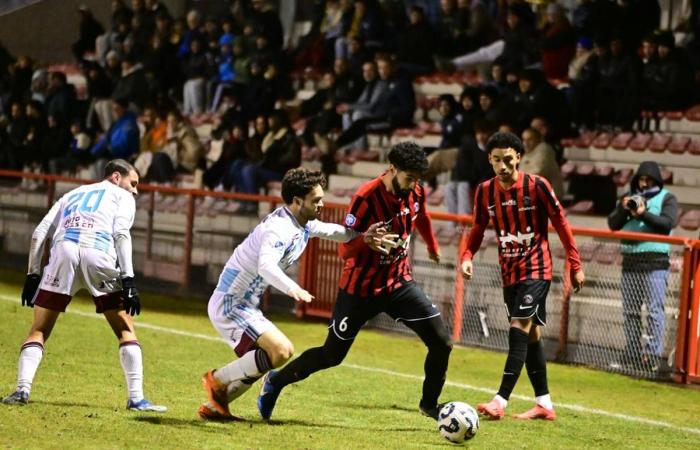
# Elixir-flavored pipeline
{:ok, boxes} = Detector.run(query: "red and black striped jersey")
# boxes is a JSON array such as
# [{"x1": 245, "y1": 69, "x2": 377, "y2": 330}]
[
  {"x1": 461, "y1": 171, "x2": 582, "y2": 287},
  {"x1": 338, "y1": 175, "x2": 439, "y2": 297}
]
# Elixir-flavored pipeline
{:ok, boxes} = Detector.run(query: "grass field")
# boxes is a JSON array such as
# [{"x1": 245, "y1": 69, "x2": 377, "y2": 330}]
[{"x1": 1, "y1": 270, "x2": 700, "y2": 449}]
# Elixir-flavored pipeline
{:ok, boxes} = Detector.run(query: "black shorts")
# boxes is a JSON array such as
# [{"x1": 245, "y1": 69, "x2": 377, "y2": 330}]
[
  {"x1": 329, "y1": 282, "x2": 441, "y2": 341},
  {"x1": 502, "y1": 280, "x2": 551, "y2": 326}
]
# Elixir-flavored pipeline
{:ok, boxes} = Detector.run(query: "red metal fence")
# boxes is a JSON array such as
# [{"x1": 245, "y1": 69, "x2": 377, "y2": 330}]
[{"x1": 1, "y1": 169, "x2": 699, "y2": 383}]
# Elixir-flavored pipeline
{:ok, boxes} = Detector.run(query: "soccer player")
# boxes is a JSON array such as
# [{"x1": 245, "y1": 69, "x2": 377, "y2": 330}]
[
  {"x1": 257, "y1": 142, "x2": 453, "y2": 421},
  {"x1": 2, "y1": 159, "x2": 166, "y2": 412},
  {"x1": 199, "y1": 168, "x2": 393, "y2": 421},
  {"x1": 460, "y1": 132, "x2": 585, "y2": 420}
]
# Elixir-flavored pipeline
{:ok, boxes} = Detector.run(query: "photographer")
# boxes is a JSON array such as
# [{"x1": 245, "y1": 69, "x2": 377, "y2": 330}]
[{"x1": 607, "y1": 161, "x2": 678, "y2": 371}]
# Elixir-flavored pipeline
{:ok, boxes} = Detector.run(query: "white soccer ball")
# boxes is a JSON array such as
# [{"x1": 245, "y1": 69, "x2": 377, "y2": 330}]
[{"x1": 437, "y1": 401, "x2": 479, "y2": 443}]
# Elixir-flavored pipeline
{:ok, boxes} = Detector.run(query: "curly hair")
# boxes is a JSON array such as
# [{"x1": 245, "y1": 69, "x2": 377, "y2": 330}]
[
  {"x1": 485, "y1": 131, "x2": 524, "y2": 155},
  {"x1": 281, "y1": 168, "x2": 327, "y2": 204},
  {"x1": 387, "y1": 141, "x2": 429, "y2": 174}
]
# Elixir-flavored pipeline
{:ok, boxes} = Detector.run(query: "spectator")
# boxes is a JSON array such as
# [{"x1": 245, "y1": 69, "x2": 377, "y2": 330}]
[
  {"x1": 85, "y1": 62, "x2": 117, "y2": 132},
  {"x1": 178, "y1": 9, "x2": 204, "y2": 58},
  {"x1": 48, "y1": 120, "x2": 93, "y2": 175},
  {"x1": 181, "y1": 38, "x2": 213, "y2": 115},
  {"x1": 458, "y1": 86, "x2": 483, "y2": 135},
  {"x1": 72, "y1": 5, "x2": 105, "y2": 63},
  {"x1": 208, "y1": 34, "x2": 236, "y2": 112},
  {"x1": 570, "y1": 36, "x2": 601, "y2": 131},
  {"x1": 41, "y1": 115, "x2": 72, "y2": 172},
  {"x1": 203, "y1": 120, "x2": 249, "y2": 191},
  {"x1": 143, "y1": 32, "x2": 180, "y2": 101},
  {"x1": 512, "y1": 68, "x2": 570, "y2": 139},
  {"x1": 45, "y1": 72, "x2": 77, "y2": 123},
  {"x1": 112, "y1": 56, "x2": 149, "y2": 111},
  {"x1": 300, "y1": 71, "x2": 342, "y2": 151},
  {"x1": 479, "y1": 85, "x2": 514, "y2": 127},
  {"x1": 23, "y1": 100, "x2": 47, "y2": 173},
  {"x1": 6, "y1": 55, "x2": 34, "y2": 106},
  {"x1": 396, "y1": 6, "x2": 436, "y2": 76},
  {"x1": 235, "y1": 110, "x2": 300, "y2": 213},
  {"x1": 530, "y1": 116, "x2": 564, "y2": 166},
  {"x1": 335, "y1": 59, "x2": 384, "y2": 148},
  {"x1": 568, "y1": 36, "x2": 594, "y2": 82},
  {"x1": 90, "y1": 98, "x2": 140, "y2": 175},
  {"x1": 164, "y1": 109, "x2": 204, "y2": 175},
  {"x1": 249, "y1": 0, "x2": 285, "y2": 51},
  {"x1": 607, "y1": 161, "x2": 679, "y2": 372},
  {"x1": 519, "y1": 127, "x2": 564, "y2": 197},
  {"x1": 334, "y1": 55, "x2": 414, "y2": 150},
  {"x1": 595, "y1": 35, "x2": 640, "y2": 130},
  {"x1": 0, "y1": 102, "x2": 28, "y2": 170},
  {"x1": 445, "y1": 119, "x2": 494, "y2": 219},
  {"x1": 437, "y1": 93, "x2": 464, "y2": 149},
  {"x1": 540, "y1": 3, "x2": 576, "y2": 80},
  {"x1": 335, "y1": 0, "x2": 385, "y2": 59}
]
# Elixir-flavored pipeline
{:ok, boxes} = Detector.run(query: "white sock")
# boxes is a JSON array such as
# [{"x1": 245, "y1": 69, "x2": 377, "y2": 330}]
[
  {"x1": 494, "y1": 394, "x2": 508, "y2": 409},
  {"x1": 213, "y1": 349, "x2": 272, "y2": 385},
  {"x1": 119, "y1": 342, "x2": 144, "y2": 402},
  {"x1": 17, "y1": 343, "x2": 44, "y2": 393},
  {"x1": 536, "y1": 394, "x2": 553, "y2": 410}
]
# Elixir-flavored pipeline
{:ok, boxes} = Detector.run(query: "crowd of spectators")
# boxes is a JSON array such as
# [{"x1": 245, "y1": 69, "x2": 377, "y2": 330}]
[{"x1": 0, "y1": 0, "x2": 699, "y2": 215}]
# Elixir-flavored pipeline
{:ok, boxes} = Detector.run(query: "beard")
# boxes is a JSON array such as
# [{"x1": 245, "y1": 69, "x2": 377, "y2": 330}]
[{"x1": 392, "y1": 176, "x2": 411, "y2": 197}]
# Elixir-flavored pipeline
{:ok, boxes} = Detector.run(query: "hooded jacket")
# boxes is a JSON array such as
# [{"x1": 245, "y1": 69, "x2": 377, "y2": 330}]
[{"x1": 607, "y1": 161, "x2": 678, "y2": 271}]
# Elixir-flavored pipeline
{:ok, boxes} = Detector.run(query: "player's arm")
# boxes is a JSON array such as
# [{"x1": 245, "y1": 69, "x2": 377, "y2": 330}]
[
  {"x1": 460, "y1": 184, "x2": 488, "y2": 280},
  {"x1": 308, "y1": 220, "x2": 397, "y2": 251},
  {"x1": 414, "y1": 191, "x2": 440, "y2": 263},
  {"x1": 113, "y1": 194, "x2": 141, "y2": 315},
  {"x1": 258, "y1": 228, "x2": 313, "y2": 303},
  {"x1": 23, "y1": 198, "x2": 62, "y2": 306},
  {"x1": 338, "y1": 194, "x2": 395, "y2": 258},
  {"x1": 535, "y1": 176, "x2": 585, "y2": 291}
]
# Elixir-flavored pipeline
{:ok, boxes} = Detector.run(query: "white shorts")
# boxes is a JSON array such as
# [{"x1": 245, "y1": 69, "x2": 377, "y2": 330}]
[
  {"x1": 208, "y1": 291, "x2": 277, "y2": 357},
  {"x1": 39, "y1": 241, "x2": 122, "y2": 297}
]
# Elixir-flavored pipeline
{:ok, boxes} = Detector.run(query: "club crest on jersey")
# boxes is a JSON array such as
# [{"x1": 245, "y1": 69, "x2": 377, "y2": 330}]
[
  {"x1": 345, "y1": 214, "x2": 356, "y2": 227},
  {"x1": 523, "y1": 294, "x2": 534, "y2": 305},
  {"x1": 414, "y1": 202, "x2": 420, "y2": 213},
  {"x1": 274, "y1": 241, "x2": 284, "y2": 248}
]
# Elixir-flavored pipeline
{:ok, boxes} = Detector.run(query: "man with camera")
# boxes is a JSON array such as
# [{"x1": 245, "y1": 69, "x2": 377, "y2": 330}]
[{"x1": 608, "y1": 161, "x2": 678, "y2": 372}]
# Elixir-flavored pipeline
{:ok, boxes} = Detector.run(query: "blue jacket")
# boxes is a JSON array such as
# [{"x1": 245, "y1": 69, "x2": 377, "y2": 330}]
[{"x1": 90, "y1": 111, "x2": 139, "y2": 160}]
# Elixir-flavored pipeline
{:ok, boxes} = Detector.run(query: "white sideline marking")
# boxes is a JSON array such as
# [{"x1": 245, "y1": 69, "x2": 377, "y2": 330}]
[{"x1": 1, "y1": 294, "x2": 699, "y2": 436}]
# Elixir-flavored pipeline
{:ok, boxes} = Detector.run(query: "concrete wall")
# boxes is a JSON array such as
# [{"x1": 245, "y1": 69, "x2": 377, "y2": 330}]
[{"x1": 0, "y1": 0, "x2": 185, "y2": 64}]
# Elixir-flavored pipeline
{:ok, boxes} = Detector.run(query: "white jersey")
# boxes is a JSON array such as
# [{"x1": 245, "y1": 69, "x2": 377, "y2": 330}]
[
  {"x1": 215, "y1": 206, "x2": 358, "y2": 308},
  {"x1": 28, "y1": 180, "x2": 136, "y2": 277}
]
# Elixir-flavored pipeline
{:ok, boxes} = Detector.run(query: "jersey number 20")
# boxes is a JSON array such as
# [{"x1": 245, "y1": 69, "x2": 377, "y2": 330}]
[{"x1": 63, "y1": 189, "x2": 106, "y2": 217}]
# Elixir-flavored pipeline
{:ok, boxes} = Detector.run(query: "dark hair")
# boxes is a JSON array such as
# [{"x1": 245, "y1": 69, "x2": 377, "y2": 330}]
[
  {"x1": 473, "y1": 119, "x2": 495, "y2": 134},
  {"x1": 485, "y1": 131, "x2": 524, "y2": 155},
  {"x1": 104, "y1": 159, "x2": 137, "y2": 178},
  {"x1": 281, "y1": 168, "x2": 326, "y2": 204},
  {"x1": 388, "y1": 141, "x2": 429, "y2": 173}
]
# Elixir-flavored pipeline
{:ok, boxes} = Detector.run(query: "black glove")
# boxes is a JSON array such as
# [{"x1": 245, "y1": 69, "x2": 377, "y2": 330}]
[
  {"x1": 121, "y1": 276, "x2": 141, "y2": 316},
  {"x1": 21, "y1": 274, "x2": 41, "y2": 307}
]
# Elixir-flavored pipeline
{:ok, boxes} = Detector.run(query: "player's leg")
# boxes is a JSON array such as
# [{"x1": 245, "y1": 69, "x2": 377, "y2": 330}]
[
  {"x1": 103, "y1": 306, "x2": 167, "y2": 413},
  {"x1": 257, "y1": 289, "x2": 379, "y2": 420},
  {"x1": 513, "y1": 324, "x2": 556, "y2": 421},
  {"x1": 2, "y1": 305, "x2": 62, "y2": 405},
  {"x1": 384, "y1": 283, "x2": 452, "y2": 420},
  {"x1": 478, "y1": 280, "x2": 550, "y2": 419},
  {"x1": 4, "y1": 243, "x2": 77, "y2": 405}
]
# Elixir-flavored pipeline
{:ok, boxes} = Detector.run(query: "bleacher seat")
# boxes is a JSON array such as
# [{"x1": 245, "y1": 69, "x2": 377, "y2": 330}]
[
  {"x1": 566, "y1": 200, "x2": 595, "y2": 215},
  {"x1": 574, "y1": 131, "x2": 597, "y2": 148},
  {"x1": 613, "y1": 168, "x2": 633, "y2": 187},
  {"x1": 629, "y1": 133, "x2": 652, "y2": 151},
  {"x1": 611, "y1": 132, "x2": 634, "y2": 150},
  {"x1": 592, "y1": 132, "x2": 613, "y2": 149},
  {"x1": 680, "y1": 209, "x2": 700, "y2": 231},
  {"x1": 648, "y1": 134, "x2": 671, "y2": 153},
  {"x1": 667, "y1": 136, "x2": 690, "y2": 154},
  {"x1": 685, "y1": 104, "x2": 700, "y2": 121}
]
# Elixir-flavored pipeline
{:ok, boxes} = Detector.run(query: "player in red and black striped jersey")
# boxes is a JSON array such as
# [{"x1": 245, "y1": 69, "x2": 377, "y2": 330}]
[
  {"x1": 460, "y1": 132, "x2": 585, "y2": 421},
  {"x1": 258, "y1": 142, "x2": 453, "y2": 422}
]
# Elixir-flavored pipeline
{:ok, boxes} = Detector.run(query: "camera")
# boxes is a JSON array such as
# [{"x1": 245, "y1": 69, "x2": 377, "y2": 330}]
[{"x1": 626, "y1": 195, "x2": 645, "y2": 210}]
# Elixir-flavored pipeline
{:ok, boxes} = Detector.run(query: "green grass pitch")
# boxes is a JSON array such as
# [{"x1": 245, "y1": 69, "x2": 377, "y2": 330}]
[{"x1": 1, "y1": 270, "x2": 699, "y2": 449}]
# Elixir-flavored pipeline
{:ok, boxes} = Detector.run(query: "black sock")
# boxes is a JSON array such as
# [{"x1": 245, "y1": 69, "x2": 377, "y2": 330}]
[
  {"x1": 496, "y1": 328, "x2": 530, "y2": 401},
  {"x1": 525, "y1": 339, "x2": 549, "y2": 397},
  {"x1": 271, "y1": 337, "x2": 350, "y2": 389}
]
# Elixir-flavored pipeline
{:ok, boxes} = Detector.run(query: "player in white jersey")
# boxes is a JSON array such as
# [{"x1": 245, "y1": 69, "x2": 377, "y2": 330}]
[
  {"x1": 2, "y1": 159, "x2": 166, "y2": 412},
  {"x1": 199, "y1": 168, "x2": 395, "y2": 421}
]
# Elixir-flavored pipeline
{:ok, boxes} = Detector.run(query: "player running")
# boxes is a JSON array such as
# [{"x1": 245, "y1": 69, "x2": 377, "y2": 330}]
[
  {"x1": 2, "y1": 159, "x2": 166, "y2": 412},
  {"x1": 257, "y1": 142, "x2": 453, "y2": 421},
  {"x1": 460, "y1": 132, "x2": 585, "y2": 420},
  {"x1": 199, "y1": 168, "x2": 392, "y2": 421}
]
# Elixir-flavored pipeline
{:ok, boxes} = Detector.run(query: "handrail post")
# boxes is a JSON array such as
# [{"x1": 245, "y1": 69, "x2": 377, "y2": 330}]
[
  {"x1": 146, "y1": 190, "x2": 154, "y2": 259},
  {"x1": 451, "y1": 224, "x2": 467, "y2": 342},
  {"x1": 182, "y1": 192, "x2": 195, "y2": 290}
]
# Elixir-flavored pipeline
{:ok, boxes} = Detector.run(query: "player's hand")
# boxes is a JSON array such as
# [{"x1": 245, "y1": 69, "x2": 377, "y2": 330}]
[
  {"x1": 572, "y1": 270, "x2": 585, "y2": 293},
  {"x1": 121, "y1": 277, "x2": 141, "y2": 316},
  {"x1": 288, "y1": 288, "x2": 314, "y2": 303},
  {"x1": 428, "y1": 249, "x2": 440, "y2": 264},
  {"x1": 21, "y1": 274, "x2": 41, "y2": 307},
  {"x1": 363, "y1": 223, "x2": 399, "y2": 255},
  {"x1": 631, "y1": 202, "x2": 646, "y2": 218},
  {"x1": 621, "y1": 196, "x2": 631, "y2": 210},
  {"x1": 461, "y1": 260, "x2": 473, "y2": 281}
]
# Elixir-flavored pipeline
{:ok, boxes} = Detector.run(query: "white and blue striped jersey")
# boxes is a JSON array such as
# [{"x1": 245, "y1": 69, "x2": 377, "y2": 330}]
[
  {"x1": 28, "y1": 180, "x2": 136, "y2": 277},
  {"x1": 215, "y1": 206, "x2": 359, "y2": 308}
]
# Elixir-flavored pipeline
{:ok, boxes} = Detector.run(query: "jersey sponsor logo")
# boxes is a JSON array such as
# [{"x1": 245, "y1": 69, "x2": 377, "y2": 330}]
[
  {"x1": 345, "y1": 214, "x2": 356, "y2": 227},
  {"x1": 498, "y1": 228, "x2": 535, "y2": 248},
  {"x1": 413, "y1": 202, "x2": 420, "y2": 213}
]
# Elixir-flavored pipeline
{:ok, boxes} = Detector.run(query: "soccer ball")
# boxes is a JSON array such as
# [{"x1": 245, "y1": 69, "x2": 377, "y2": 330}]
[{"x1": 437, "y1": 401, "x2": 479, "y2": 443}]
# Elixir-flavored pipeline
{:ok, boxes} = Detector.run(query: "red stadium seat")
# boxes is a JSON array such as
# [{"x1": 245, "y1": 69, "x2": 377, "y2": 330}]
[
  {"x1": 566, "y1": 200, "x2": 594, "y2": 215},
  {"x1": 611, "y1": 132, "x2": 634, "y2": 150},
  {"x1": 685, "y1": 104, "x2": 700, "y2": 121},
  {"x1": 595, "y1": 165, "x2": 614, "y2": 177},
  {"x1": 613, "y1": 168, "x2": 633, "y2": 187},
  {"x1": 561, "y1": 161, "x2": 576, "y2": 179},
  {"x1": 661, "y1": 110, "x2": 684, "y2": 120},
  {"x1": 648, "y1": 134, "x2": 671, "y2": 153},
  {"x1": 689, "y1": 139, "x2": 700, "y2": 155},
  {"x1": 667, "y1": 136, "x2": 690, "y2": 154},
  {"x1": 575, "y1": 164, "x2": 595, "y2": 176},
  {"x1": 592, "y1": 132, "x2": 613, "y2": 149},
  {"x1": 661, "y1": 169, "x2": 673, "y2": 184},
  {"x1": 628, "y1": 133, "x2": 652, "y2": 151},
  {"x1": 680, "y1": 209, "x2": 700, "y2": 231},
  {"x1": 574, "y1": 131, "x2": 597, "y2": 148}
]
